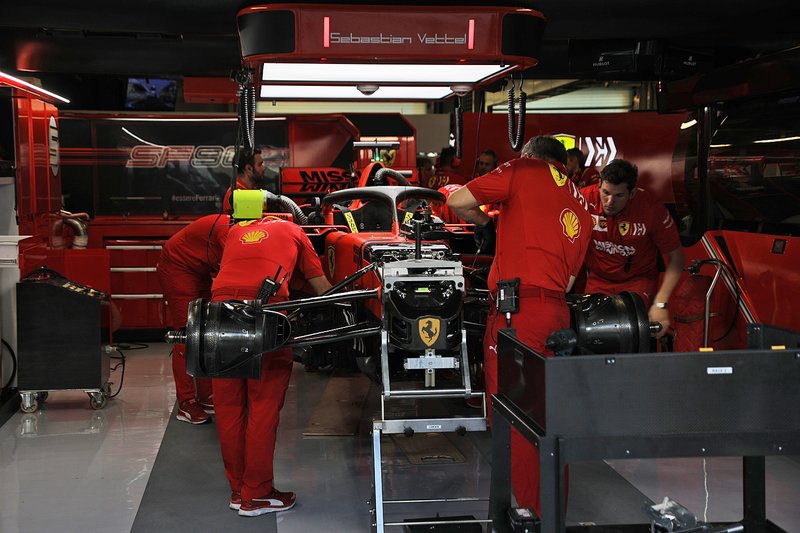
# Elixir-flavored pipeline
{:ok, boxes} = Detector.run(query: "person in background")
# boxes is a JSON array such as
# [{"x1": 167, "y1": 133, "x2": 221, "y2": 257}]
[
  {"x1": 222, "y1": 148, "x2": 265, "y2": 212},
  {"x1": 429, "y1": 146, "x2": 467, "y2": 189},
  {"x1": 566, "y1": 147, "x2": 600, "y2": 188},
  {"x1": 580, "y1": 159, "x2": 684, "y2": 336},
  {"x1": 157, "y1": 214, "x2": 230, "y2": 424},
  {"x1": 447, "y1": 135, "x2": 592, "y2": 516},
  {"x1": 433, "y1": 183, "x2": 466, "y2": 224},
  {"x1": 416, "y1": 156, "x2": 434, "y2": 188},
  {"x1": 211, "y1": 215, "x2": 331, "y2": 517},
  {"x1": 473, "y1": 148, "x2": 498, "y2": 179}
]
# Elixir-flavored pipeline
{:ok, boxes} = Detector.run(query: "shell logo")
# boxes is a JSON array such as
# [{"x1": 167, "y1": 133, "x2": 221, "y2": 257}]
[
  {"x1": 560, "y1": 209, "x2": 581, "y2": 243},
  {"x1": 240, "y1": 230, "x2": 268, "y2": 244}
]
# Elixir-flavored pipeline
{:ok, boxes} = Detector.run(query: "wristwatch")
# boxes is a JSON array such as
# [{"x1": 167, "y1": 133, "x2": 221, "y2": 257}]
[{"x1": 653, "y1": 302, "x2": 668, "y2": 309}]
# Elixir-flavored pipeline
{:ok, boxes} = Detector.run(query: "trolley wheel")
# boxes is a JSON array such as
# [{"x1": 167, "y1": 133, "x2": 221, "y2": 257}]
[
  {"x1": 89, "y1": 392, "x2": 107, "y2": 410},
  {"x1": 20, "y1": 394, "x2": 39, "y2": 414},
  {"x1": 36, "y1": 391, "x2": 49, "y2": 403}
]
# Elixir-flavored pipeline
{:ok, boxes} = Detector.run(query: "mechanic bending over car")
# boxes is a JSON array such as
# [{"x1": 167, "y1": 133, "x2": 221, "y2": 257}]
[
  {"x1": 447, "y1": 135, "x2": 592, "y2": 516},
  {"x1": 157, "y1": 214, "x2": 231, "y2": 425},
  {"x1": 210, "y1": 214, "x2": 332, "y2": 517},
  {"x1": 580, "y1": 159, "x2": 684, "y2": 337},
  {"x1": 222, "y1": 148, "x2": 266, "y2": 212}
]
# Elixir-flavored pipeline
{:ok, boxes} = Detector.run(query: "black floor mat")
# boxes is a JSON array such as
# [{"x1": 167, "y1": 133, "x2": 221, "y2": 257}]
[{"x1": 131, "y1": 403, "x2": 278, "y2": 533}]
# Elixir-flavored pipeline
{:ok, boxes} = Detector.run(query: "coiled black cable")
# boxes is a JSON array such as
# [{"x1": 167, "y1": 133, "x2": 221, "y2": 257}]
[
  {"x1": 228, "y1": 68, "x2": 256, "y2": 219},
  {"x1": 507, "y1": 78, "x2": 527, "y2": 152},
  {"x1": 108, "y1": 347, "x2": 126, "y2": 398}
]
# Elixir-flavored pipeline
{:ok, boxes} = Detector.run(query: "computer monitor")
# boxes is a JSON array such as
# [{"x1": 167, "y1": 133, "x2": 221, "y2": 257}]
[{"x1": 124, "y1": 78, "x2": 177, "y2": 111}]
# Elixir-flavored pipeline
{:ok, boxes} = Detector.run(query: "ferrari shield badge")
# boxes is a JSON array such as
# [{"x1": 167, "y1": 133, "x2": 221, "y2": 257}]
[
  {"x1": 326, "y1": 247, "x2": 335, "y2": 275},
  {"x1": 418, "y1": 317, "x2": 441, "y2": 347},
  {"x1": 618, "y1": 221, "x2": 630, "y2": 236},
  {"x1": 548, "y1": 163, "x2": 568, "y2": 187}
]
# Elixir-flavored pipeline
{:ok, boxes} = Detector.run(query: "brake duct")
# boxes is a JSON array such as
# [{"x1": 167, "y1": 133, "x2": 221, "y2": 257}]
[{"x1": 546, "y1": 291, "x2": 662, "y2": 356}]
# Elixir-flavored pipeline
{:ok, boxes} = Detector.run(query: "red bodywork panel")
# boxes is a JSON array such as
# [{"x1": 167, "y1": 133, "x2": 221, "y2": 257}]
[
  {"x1": 281, "y1": 167, "x2": 357, "y2": 197},
  {"x1": 14, "y1": 92, "x2": 61, "y2": 237},
  {"x1": 718, "y1": 232, "x2": 800, "y2": 329},
  {"x1": 657, "y1": 232, "x2": 800, "y2": 352},
  {"x1": 287, "y1": 114, "x2": 358, "y2": 167},
  {"x1": 324, "y1": 230, "x2": 422, "y2": 319}
]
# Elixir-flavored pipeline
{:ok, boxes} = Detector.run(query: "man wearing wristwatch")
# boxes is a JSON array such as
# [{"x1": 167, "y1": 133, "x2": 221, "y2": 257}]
[{"x1": 580, "y1": 159, "x2": 684, "y2": 337}]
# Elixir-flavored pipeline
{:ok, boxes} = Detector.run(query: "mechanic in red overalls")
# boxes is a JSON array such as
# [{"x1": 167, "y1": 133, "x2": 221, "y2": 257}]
[
  {"x1": 222, "y1": 148, "x2": 265, "y2": 212},
  {"x1": 433, "y1": 183, "x2": 467, "y2": 224},
  {"x1": 580, "y1": 159, "x2": 684, "y2": 335},
  {"x1": 566, "y1": 147, "x2": 600, "y2": 188},
  {"x1": 157, "y1": 214, "x2": 230, "y2": 424},
  {"x1": 448, "y1": 135, "x2": 592, "y2": 516},
  {"x1": 211, "y1": 216, "x2": 331, "y2": 516},
  {"x1": 428, "y1": 146, "x2": 467, "y2": 189}
]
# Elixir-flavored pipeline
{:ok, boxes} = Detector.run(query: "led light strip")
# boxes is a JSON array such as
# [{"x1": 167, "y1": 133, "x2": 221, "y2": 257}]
[{"x1": 0, "y1": 70, "x2": 70, "y2": 103}]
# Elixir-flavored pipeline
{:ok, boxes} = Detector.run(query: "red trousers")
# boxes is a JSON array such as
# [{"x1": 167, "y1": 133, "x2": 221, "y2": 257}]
[
  {"x1": 157, "y1": 263, "x2": 212, "y2": 404},
  {"x1": 211, "y1": 288, "x2": 293, "y2": 500},
  {"x1": 483, "y1": 291, "x2": 569, "y2": 516}
]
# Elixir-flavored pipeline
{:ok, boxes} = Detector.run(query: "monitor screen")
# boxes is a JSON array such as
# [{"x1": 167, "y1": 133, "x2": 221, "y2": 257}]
[{"x1": 124, "y1": 78, "x2": 177, "y2": 111}]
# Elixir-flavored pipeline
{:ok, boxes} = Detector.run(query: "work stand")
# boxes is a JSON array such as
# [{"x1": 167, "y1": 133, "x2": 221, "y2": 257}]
[
  {"x1": 370, "y1": 328, "x2": 489, "y2": 532},
  {"x1": 489, "y1": 329, "x2": 800, "y2": 533}
]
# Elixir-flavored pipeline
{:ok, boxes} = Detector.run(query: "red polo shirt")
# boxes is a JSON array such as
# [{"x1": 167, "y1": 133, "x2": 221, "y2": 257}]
[
  {"x1": 466, "y1": 157, "x2": 592, "y2": 292},
  {"x1": 434, "y1": 184, "x2": 467, "y2": 224},
  {"x1": 429, "y1": 169, "x2": 467, "y2": 189},
  {"x1": 160, "y1": 214, "x2": 231, "y2": 275},
  {"x1": 212, "y1": 217, "x2": 324, "y2": 301},
  {"x1": 571, "y1": 167, "x2": 600, "y2": 188},
  {"x1": 580, "y1": 183, "x2": 681, "y2": 284}
]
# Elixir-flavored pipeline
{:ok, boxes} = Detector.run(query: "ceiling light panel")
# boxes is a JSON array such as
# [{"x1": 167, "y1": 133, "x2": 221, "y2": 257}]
[
  {"x1": 259, "y1": 85, "x2": 453, "y2": 100},
  {"x1": 260, "y1": 63, "x2": 514, "y2": 84}
]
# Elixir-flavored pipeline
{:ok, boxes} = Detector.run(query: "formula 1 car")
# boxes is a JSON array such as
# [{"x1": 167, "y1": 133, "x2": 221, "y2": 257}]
[
  {"x1": 170, "y1": 179, "x2": 482, "y2": 391},
  {"x1": 166, "y1": 168, "x2": 657, "y2": 385}
]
